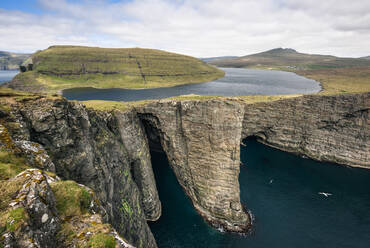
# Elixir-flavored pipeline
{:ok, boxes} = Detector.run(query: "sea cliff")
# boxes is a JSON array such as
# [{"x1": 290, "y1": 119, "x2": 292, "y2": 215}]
[{"x1": 0, "y1": 91, "x2": 369, "y2": 247}]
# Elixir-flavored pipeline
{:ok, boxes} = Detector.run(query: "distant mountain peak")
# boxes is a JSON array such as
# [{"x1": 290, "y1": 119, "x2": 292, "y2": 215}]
[{"x1": 265, "y1": 48, "x2": 297, "y2": 54}]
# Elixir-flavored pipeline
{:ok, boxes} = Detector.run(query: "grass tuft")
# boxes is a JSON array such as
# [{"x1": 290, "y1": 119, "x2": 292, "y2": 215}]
[
  {"x1": 5, "y1": 208, "x2": 28, "y2": 232},
  {"x1": 87, "y1": 233, "x2": 116, "y2": 248},
  {"x1": 50, "y1": 181, "x2": 92, "y2": 219},
  {"x1": 0, "y1": 149, "x2": 30, "y2": 180}
]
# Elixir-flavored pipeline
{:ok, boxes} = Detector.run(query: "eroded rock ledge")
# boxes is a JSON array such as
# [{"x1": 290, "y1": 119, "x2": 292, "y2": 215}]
[
  {"x1": 241, "y1": 93, "x2": 369, "y2": 168},
  {"x1": 1, "y1": 92, "x2": 368, "y2": 247}
]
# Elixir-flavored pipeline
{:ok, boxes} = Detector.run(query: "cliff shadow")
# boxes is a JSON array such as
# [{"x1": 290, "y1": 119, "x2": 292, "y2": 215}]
[{"x1": 139, "y1": 117, "x2": 220, "y2": 246}]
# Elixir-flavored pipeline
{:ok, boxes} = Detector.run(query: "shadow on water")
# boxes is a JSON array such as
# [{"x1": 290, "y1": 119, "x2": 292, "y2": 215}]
[
  {"x1": 149, "y1": 151, "x2": 223, "y2": 248},
  {"x1": 149, "y1": 137, "x2": 370, "y2": 248}
]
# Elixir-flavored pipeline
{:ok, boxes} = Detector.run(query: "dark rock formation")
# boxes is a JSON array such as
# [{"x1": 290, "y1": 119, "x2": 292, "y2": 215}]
[
  {"x1": 115, "y1": 111, "x2": 161, "y2": 221},
  {"x1": 3, "y1": 98, "x2": 157, "y2": 247},
  {"x1": 1, "y1": 169, "x2": 60, "y2": 248}
]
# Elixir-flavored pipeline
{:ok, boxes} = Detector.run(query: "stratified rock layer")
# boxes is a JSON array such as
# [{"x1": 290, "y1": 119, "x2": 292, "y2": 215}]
[
  {"x1": 242, "y1": 93, "x2": 369, "y2": 168},
  {"x1": 139, "y1": 100, "x2": 250, "y2": 232},
  {"x1": 137, "y1": 92, "x2": 369, "y2": 232}
]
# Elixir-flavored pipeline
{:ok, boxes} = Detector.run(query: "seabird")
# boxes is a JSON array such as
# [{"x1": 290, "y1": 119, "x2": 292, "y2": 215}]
[{"x1": 318, "y1": 192, "x2": 332, "y2": 197}]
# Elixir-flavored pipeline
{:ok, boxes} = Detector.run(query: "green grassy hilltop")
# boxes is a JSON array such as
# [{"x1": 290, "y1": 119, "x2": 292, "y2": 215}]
[{"x1": 9, "y1": 45, "x2": 224, "y2": 93}]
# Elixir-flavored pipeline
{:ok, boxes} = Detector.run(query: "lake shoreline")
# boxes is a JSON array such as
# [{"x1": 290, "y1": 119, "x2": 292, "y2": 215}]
[{"x1": 62, "y1": 68, "x2": 321, "y2": 102}]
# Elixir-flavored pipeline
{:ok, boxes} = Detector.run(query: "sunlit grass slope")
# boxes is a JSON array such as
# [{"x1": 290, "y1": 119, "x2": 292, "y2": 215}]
[{"x1": 11, "y1": 45, "x2": 224, "y2": 93}]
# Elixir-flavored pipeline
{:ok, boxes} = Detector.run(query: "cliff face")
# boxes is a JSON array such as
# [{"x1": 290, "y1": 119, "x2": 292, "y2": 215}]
[
  {"x1": 3, "y1": 97, "x2": 159, "y2": 247},
  {"x1": 138, "y1": 100, "x2": 250, "y2": 232},
  {"x1": 1, "y1": 91, "x2": 368, "y2": 247},
  {"x1": 135, "y1": 92, "x2": 369, "y2": 233},
  {"x1": 241, "y1": 93, "x2": 369, "y2": 168}
]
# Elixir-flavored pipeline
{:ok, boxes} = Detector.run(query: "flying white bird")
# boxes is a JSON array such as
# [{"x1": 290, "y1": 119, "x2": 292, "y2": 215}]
[
  {"x1": 318, "y1": 192, "x2": 332, "y2": 197},
  {"x1": 269, "y1": 179, "x2": 274, "y2": 184}
]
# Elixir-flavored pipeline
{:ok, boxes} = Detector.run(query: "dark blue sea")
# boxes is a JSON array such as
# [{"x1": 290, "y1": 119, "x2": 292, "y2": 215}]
[{"x1": 149, "y1": 138, "x2": 370, "y2": 248}]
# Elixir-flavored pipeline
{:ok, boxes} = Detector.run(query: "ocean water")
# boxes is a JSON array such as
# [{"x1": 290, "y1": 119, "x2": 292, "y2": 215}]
[
  {"x1": 149, "y1": 137, "x2": 370, "y2": 248},
  {"x1": 63, "y1": 68, "x2": 321, "y2": 101},
  {"x1": 0, "y1": 70, "x2": 18, "y2": 84}
]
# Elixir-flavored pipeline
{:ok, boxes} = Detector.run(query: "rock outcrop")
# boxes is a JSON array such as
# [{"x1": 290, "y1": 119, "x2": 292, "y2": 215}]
[
  {"x1": 1, "y1": 97, "x2": 158, "y2": 247},
  {"x1": 0, "y1": 122, "x2": 135, "y2": 248},
  {"x1": 0, "y1": 168, "x2": 135, "y2": 248},
  {"x1": 1, "y1": 169, "x2": 60, "y2": 248}
]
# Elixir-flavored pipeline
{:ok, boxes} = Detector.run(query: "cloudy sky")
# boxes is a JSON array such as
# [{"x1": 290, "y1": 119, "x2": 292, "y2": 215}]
[{"x1": 1, "y1": 0, "x2": 370, "y2": 57}]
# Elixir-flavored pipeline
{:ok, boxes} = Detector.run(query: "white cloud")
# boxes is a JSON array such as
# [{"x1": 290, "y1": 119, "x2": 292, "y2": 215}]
[{"x1": 0, "y1": 0, "x2": 369, "y2": 57}]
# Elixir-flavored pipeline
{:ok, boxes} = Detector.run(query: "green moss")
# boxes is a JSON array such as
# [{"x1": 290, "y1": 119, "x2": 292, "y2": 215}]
[
  {"x1": 5, "y1": 208, "x2": 27, "y2": 232},
  {"x1": 0, "y1": 125, "x2": 16, "y2": 151},
  {"x1": 120, "y1": 198, "x2": 133, "y2": 216},
  {"x1": 0, "y1": 103, "x2": 11, "y2": 114},
  {"x1": 0, "y1": 177, "x2": 24, "y2": 213},
  {"x1": 136, "y1": 200, "x2": 141, "y2": 215},
  {"x1": 87, "y1": 233, "x2": 115, "y2": 248},
  {"x1": 57, "y1": 216, "x2": 115, "y2": 247},
  {"x1": 57, "y1": 222, "x2": 77, "y2": 245},
  {"x1": 81, "y1": 189, "x2": 92, "y2": 210},
  {"x1": 50, "y1": 181, "x2": 92, "y2": 219},
  {"x1": 123, "y1": 169, "x2": 129, "y2": 178},
  {"x1": 0, "y1": 149, "x2": 30, "y2": 180}
]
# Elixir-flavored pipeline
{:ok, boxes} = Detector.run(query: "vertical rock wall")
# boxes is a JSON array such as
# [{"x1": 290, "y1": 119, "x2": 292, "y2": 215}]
[
  {"x1": 8, "y1": 98, "x2": 158, "y2": 248},
  {"x1": 114, "y1": 111, "x2": 161, "y2": 221},
  {"x1": 139, "y1": 100, "x2": 251, "y2": 232},
  {"x1": 242, "y1": 93, "x2": 369, "y2": 168}
]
